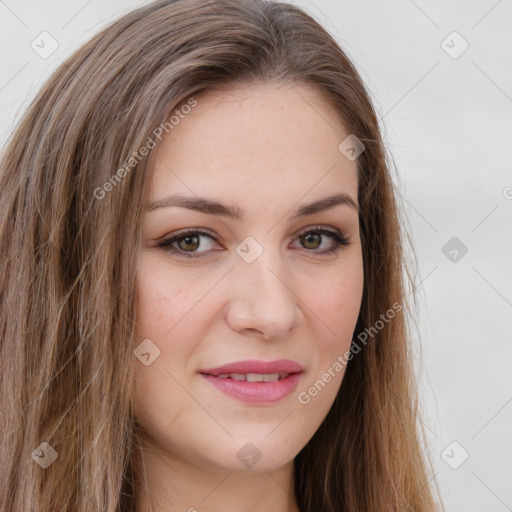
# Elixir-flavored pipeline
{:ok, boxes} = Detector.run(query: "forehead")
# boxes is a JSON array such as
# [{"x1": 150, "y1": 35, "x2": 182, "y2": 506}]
[{"x1": 149, "y1": 83, "x2": 358, "y2": 212}]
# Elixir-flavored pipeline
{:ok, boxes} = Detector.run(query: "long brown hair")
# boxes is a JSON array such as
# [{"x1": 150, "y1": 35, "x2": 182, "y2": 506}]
[{"x1": 0, "y1": 0, "x2": 443, "y2": 510}]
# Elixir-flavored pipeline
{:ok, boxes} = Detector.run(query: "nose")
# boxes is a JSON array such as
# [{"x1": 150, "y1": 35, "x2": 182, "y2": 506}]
[{"x1": 224, "y1": 248, "x2": 304, "y2": 341}]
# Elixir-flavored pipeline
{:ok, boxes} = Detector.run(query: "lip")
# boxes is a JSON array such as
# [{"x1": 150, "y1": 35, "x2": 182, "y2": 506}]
[
  {"x1": 199, "y1": 359, "x2": 304, "y2": 404},
  {"x1": 201, "y1": 372, "x2": 303, "y2": 404},
  {"x1": 200, "y1": 359, "x2": 304, "y2": 376}
]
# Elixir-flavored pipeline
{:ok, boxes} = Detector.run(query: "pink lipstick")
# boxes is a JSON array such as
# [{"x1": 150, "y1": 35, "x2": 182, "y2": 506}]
[{"x1": 199, "y1": 359, "x2": 303, "y2": 404}]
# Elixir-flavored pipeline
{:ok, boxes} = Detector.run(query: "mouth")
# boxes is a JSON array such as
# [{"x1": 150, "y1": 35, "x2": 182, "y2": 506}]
[
  {"x1": 208, "y1": 372, "x2": 293, "y2": 382},
  {"x1": 199, "y1": 359, "x2": 304, "y2": 404}
]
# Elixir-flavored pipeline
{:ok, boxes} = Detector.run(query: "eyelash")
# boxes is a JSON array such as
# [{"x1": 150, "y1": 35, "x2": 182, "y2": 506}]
[{"x1": 157, "y1": 225, "x2": 352, "y2": 259}]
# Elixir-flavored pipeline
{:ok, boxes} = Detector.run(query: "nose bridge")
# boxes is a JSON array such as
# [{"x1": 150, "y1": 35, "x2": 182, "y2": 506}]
[{"x1": 226, "y1": 236, "x2": 302, "y2": 339}]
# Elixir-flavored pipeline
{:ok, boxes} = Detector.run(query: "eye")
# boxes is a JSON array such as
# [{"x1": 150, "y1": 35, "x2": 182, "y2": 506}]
[
  {"x1": 292, "y1": 226, "x2": 352, "y2": 254},
  {"x1": 157, "y1": 226, "x2": 352, "y2": 259},
  {"x1": 157, "y1": 229, "x2": 219, "y2": 258}
]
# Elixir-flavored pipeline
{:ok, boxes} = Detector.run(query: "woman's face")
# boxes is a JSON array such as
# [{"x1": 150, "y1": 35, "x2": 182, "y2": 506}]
[{"x1": 134, "y1": 82, "x2": 364, "y2": 473}]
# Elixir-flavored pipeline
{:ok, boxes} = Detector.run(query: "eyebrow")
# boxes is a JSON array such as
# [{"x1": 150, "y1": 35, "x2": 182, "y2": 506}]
[{"x1": 147, "y1": 192, "x2": 359, "y2": 219}]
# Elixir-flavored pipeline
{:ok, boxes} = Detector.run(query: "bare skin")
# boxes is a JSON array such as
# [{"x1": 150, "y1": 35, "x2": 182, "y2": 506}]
[{"x1": 133, "y1": 82, "x2": 364, "y2": 512}]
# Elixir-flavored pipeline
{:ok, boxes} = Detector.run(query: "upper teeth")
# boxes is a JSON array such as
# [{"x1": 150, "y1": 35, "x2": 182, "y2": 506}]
[{"x1": 215, "y1": 372, "x2": 290, "y2": 382}]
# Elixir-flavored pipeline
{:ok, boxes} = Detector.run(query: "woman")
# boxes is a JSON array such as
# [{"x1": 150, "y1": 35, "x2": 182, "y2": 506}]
[{"x1": 0, "y1": 0, "x2": 443, "y2": 510}]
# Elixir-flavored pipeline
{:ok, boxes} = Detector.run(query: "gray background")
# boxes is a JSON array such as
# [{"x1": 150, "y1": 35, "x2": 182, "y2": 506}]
[{"x1": 1, "y1": 1, "x2": 511, "y2": 510}]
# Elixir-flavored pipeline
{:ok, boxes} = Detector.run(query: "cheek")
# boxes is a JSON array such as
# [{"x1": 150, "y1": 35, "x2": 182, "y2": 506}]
[
  {"x1": 133, "y1": 261, "x2": 191, "y2": 418},
  {"x1": 296, "y1": 267, "x2": 363, "y2": 420},
  {"x1": 135, "y1": 258, "x2": 190, "y2": 340},
  {"x1": 300, "y1": 262, "x2": 363, "y2": 399},
  {"x1": 311, "y1": 262, "x2": 364, "y2": 345},
  {"x1": 132, "y1": 276, "x2": 194, "y2": 444}
]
